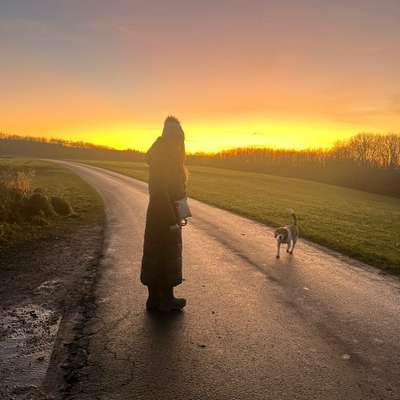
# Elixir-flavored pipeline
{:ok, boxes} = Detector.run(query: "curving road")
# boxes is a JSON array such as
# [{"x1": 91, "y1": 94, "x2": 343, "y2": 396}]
[{"x1": 57, "y1": 161, "x2": 400, "y2": 400}]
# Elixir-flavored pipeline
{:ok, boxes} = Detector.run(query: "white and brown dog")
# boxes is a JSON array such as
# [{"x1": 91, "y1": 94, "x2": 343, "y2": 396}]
[{"x1": 274, "y1": 210, "x2": 299, "y2": 258}]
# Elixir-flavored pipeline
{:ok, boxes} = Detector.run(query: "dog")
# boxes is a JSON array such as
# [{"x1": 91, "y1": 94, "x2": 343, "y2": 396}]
[{"x1": 274, "y1": 209, "x2": 299, "y2": 258}]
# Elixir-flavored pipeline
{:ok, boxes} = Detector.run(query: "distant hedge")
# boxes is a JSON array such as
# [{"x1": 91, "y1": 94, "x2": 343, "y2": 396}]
[
  {"x1": 1, "y1": 132, "x2": 399, "y2": 198},
  {"x1": 0, "y1": 134, "x2": 144, "y2": 162},
  {"x1": 188, "y1": 133, "x2": 400, "y2": 198}
]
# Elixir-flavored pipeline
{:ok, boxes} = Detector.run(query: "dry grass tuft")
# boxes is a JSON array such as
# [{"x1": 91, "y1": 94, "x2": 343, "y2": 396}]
[{"x1": 0, "y1": 166, "x2": 34, "y2": 223}]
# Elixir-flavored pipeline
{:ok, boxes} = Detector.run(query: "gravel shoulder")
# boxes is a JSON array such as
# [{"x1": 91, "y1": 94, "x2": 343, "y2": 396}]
[
  {"x1": 0, "y1": 224, "x2": 104, "y2": 400},
  {"x1": 0, "y1": 159, "x2": 105, "y2": 400}
]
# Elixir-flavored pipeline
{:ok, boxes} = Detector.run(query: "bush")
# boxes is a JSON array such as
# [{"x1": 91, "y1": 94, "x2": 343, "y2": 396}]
[
  {"x1": 50, "y1": 196, "x2": 73, "y2": 216},
  {"x1": 25, "y1": 190, "x2": 55, "y2": 218},
  {"x1": 0, "y1": 166, "x2": 34, "y2": 223}
]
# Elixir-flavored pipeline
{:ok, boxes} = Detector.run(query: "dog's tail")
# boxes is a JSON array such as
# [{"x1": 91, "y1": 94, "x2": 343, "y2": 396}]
[{"x1": 288, "y1": 208, "x2": 297, "y2": 225}]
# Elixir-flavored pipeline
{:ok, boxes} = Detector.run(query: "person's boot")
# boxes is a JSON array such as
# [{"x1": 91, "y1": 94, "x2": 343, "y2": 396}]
[
  {"x1": 146, "y1": 285, "x2": 161, "y2": 311},
  {"x1": 158, "y1": 286, "x2": 186, "y2": 312}
]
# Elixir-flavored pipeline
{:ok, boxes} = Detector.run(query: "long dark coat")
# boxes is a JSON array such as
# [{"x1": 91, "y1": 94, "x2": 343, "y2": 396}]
[{"x1": 141, "y1": 137, "x2": 186, "y2": 287}]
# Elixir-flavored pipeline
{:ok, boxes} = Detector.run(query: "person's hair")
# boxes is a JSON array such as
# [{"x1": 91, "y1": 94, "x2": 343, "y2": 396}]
[
  {"x1": 162, "y1": 116, "x2": 188, "y2": 181},
  {"x1": 162, "y1": 116, "x2": 184, "y2": 139}
]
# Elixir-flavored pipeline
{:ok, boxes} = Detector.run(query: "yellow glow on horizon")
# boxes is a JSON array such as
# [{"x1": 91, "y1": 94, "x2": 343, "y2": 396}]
[{"x1": 39, "y1": 116, "x2": 365, "y2": 154}]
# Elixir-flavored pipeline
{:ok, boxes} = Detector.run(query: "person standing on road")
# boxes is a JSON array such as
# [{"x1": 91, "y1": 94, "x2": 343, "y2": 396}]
[{"x1": 141, "y1": 116, "x2": 188, "y2": 312}]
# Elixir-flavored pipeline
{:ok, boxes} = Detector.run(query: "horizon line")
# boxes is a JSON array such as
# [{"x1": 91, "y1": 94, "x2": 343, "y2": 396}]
[{"x1": 1, "y1": 131, "x2": 399, "y2": 155}]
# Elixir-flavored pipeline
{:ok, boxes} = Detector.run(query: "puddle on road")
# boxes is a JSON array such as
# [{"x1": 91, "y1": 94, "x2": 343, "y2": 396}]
[{"x1": 0, "y1": 302, "x2": 61, "y2": 399}]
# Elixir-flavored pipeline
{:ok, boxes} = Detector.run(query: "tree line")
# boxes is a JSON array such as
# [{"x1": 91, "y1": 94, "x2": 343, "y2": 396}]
[
  {"x1": 0, "y1": 134, "x2": 144, "y2": 162},
  {"x1": 187, "y1": 133, "x2": 400, "y2": 198},
  {"x1": 1, "y1": 132, "x2": 399, "y2": 198}
]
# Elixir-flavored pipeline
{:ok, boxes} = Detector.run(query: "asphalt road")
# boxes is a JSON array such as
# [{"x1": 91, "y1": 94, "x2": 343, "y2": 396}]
[{"x1": 58, "y1": 161, "x2": 400, "y2": 400}]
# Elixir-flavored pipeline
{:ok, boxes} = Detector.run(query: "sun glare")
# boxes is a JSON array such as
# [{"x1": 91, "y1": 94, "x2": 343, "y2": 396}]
[{"x1": 48, "y1": 117, "x2": 360, "y2": 154}]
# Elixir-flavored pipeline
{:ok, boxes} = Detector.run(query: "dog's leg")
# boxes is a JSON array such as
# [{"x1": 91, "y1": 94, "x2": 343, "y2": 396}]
[
  {"x1": 287, "y1": 231, "x2": 293, "y2": 253},
  {"x1": 289, "y1": 239, "x2": 297, "y2": 255},
  {"x1": 276, "y1": 240, "x2": 281, "y2": 259}
]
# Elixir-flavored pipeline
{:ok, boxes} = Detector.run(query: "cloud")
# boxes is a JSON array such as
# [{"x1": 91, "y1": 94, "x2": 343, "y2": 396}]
[
  {"x1": 87, "y1": 20, "x2": 136, "y2": 37},
  {"x1": 0, "y1": 18, "x2": 49, "y2": 34},
  {"x1": 0, "y1": 17, "x2": 84, "y2": 43},
  {"x1": 330, "y1": 104, "x2": 400, "y2": 126}
]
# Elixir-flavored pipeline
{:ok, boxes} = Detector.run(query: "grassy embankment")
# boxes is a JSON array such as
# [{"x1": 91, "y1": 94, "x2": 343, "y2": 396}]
[
  {"x1": 0, "y1": 158, "x2": 103, "y2": 250},
  {"x1": 81, "y1": 160, "x2": 400, "y2": 273}
]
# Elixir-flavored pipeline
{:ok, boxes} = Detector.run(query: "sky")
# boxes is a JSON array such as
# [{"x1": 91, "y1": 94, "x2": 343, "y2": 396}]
[{"x1": 1, "y1": 0, "x2": 400, "y2": 152}]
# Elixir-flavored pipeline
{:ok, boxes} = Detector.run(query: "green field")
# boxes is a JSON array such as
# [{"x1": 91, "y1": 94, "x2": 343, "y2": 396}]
[
  {"x1": 0, "y1": 158, "x2": 104, "y2": 248},
  {"x1": 81, "y1": 160, "x2": 400, "y2": 273}
]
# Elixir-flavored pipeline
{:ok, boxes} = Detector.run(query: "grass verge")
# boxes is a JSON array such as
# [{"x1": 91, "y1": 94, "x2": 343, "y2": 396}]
[
  {"x1": 0, "y1": 158, "x2": 104, "y2": 250},
  {"x1": 80, "y1": 160, "x2": 400, "y2": 273}
]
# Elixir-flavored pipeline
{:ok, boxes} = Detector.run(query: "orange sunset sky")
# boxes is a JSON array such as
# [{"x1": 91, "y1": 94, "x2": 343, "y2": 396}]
[{"x1": 1, "y1": 0, "x2": 400, "y2": 152}]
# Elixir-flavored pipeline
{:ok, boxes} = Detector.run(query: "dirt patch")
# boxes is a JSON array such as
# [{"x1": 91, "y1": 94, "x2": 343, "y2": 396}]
[{"x1": 0, "y1": 223, "x2": 104, "y2": 399}]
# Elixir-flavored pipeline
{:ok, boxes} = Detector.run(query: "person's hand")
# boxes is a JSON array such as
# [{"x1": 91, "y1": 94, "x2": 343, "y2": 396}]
[{"x1": 169, "y1": 223, "x2": 180, "y2": 232}]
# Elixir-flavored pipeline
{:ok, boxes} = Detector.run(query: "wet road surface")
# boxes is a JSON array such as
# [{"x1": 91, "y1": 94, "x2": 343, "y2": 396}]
[{"x1": 58, "y1": 161, "x2": 400, "y2": 400}]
